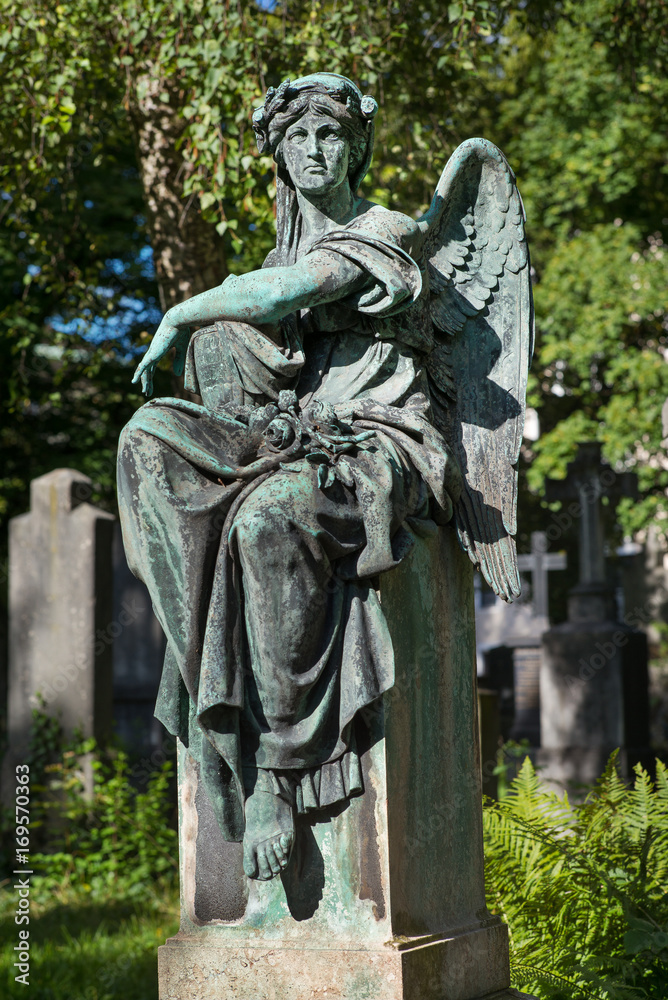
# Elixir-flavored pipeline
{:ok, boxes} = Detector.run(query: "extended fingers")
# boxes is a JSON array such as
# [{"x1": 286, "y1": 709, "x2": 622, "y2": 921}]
[{"x1": 141, "y1": 367, "x2": 154, "y2": 397}]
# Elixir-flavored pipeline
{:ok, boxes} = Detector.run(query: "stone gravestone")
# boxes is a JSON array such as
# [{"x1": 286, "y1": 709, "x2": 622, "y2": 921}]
[
  {"x1": 513, "y1": 532, "x2": 566, "y2": 743},
  {"x1": 1, "y1": 469, "x2": 115, "y2": 800},
  {"x1": 477, "y1": 532, "x2": 566, "y2": 746},
  {"x1": 540, "y1": 443, "x2": 651, "y2": 787}
]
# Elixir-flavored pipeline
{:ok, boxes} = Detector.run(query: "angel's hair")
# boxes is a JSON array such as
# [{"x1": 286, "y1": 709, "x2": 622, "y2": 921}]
[
  {"x1": 254, "y1": 75, "x2": 377, "y2": 269},
  {"x1": 269, "y1": 91, "x2": 369, "y2": 185}
]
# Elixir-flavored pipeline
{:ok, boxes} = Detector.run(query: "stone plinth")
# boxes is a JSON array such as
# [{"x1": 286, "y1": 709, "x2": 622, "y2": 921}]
[
  {"x1": 2, "y1": 469, "x2": 115, "y2": 800},
  {"x1": 158, "y1": 527, "x2": 528, "y2": 1000}
]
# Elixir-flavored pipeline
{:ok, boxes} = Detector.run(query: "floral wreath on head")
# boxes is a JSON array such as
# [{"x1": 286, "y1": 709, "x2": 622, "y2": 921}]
[{"x1": 251, "y1": 73, "x2": 378, "y2": 193}]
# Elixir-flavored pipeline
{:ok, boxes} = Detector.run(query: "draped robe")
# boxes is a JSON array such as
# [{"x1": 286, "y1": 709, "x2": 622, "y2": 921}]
[{"x1": 117, "y1": 205, "x2": 461, "y2": 841}]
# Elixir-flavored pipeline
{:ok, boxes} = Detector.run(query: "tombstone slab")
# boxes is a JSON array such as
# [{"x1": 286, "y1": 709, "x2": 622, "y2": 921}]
[
  {"x1": 540, "y1": 444, "x2": 650, "y2": 787},
  {"x1": 158, "y1": 529, "x2": 531, "y2": 1000},
  {"x1": 2, "y1": 469, "x2": 114, "y2": 799}
]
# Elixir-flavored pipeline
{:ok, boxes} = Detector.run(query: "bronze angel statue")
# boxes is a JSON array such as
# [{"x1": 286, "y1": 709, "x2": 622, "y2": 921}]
[{"x1": 118, "y1": 73, "x2": 533, "y2": 883}]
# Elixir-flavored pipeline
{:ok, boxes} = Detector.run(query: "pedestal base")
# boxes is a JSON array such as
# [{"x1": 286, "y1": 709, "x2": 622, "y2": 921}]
[
  {"x1": 159, "y1": 924, "x2": 511, "y2": 1000},
  {"x1": 160, "y1": 529, "x2": 520, "y2": 1000}
]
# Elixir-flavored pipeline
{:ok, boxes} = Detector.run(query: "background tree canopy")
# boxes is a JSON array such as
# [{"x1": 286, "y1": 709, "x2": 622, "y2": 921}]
[{"x1": 1, "y1": 0, "x2": 667, "y2": 609}]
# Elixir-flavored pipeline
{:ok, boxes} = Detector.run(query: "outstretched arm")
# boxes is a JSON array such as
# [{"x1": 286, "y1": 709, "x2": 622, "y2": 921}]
[{"x1": 133, "y1": 249, "x2": 367, "y2": 395}]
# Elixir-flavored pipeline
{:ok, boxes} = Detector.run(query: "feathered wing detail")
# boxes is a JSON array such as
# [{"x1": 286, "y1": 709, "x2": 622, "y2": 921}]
[{"x1": 417, "y1": 138, "x2": 534, "y2": 601}]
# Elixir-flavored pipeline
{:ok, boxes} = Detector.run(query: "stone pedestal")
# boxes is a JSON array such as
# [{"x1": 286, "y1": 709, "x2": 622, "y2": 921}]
[
  {"x1": 2, "y1": 469, "x2": 115, "y2": 800},
  {"x1": 158, "y1": 527, "x2": 530, "y2": 1000}
]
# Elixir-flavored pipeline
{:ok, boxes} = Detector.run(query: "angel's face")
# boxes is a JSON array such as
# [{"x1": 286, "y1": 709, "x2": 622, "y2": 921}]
[{"x1": 281, "y1": 110, "x2": 350, "y2": 195}]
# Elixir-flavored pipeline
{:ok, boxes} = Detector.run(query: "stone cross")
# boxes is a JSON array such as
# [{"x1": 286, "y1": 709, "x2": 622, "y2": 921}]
[
  {"x1": 545, "y1": 442, "x2": 637, "y2": 625},
  {"x1": 517, "y1": 531, "x2": 566, "y2": 618},
  {"x1": 545, "y1": 442, "x2": 636, "y2": 590},
  {"x1": 1, "y1": 469, "x2": 115, "y2": 803}
]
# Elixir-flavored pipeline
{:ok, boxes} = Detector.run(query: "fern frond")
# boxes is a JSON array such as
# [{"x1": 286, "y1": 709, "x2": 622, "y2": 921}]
[
  {"x1": 484, "y1": 751, "x2": 668, "y2": 1000},
  {"x1": 511, "y1": 961, "x2": 604, "y2": 999}
]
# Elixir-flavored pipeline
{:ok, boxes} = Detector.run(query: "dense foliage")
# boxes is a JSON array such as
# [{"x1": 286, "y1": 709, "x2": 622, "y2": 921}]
[
  {"x1": 1, "y1": 0, "x2": 667, "y2": 575},
  {"x1": 0, "y1": 0, "x2": 516, "y2": 604},
  {"x1": 483, "y1": 1, "x2": 668, "y2": 541},
  {"x1": 0, "y1": 703, "x2": 177, "y2": 896},
  {"x1": 484, "y1": 755, "x2": 668, "y2": 999},
  {"x1": 0, "y1": 713, "x2": 178, "y2": 997},
  {"x1": 27, "y1": 740, "x2": 178, "y2": 898}
]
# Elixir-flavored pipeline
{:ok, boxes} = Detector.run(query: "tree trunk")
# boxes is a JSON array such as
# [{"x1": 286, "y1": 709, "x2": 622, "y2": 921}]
[{"x1": 129, "y1": 72, "x2": 227, "y2": 312}]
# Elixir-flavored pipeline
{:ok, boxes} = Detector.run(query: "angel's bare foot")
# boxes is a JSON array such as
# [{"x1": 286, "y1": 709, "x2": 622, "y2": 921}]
[{"x1": 243, "y1": 788, "x2": 295, "y2": 880}]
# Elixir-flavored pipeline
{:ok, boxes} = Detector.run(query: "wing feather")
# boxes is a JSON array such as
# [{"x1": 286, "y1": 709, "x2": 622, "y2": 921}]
[{"x1": 417, "y1": 138, "x2": 534, "y2": 601}]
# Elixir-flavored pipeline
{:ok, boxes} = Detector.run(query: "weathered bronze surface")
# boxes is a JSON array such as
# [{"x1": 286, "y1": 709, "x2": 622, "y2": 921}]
[{"x1": 117, "y1": 72, "x2": 532, "y2": 884}]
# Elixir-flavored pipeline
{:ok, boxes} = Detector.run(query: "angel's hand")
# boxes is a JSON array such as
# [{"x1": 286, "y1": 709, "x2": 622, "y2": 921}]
[{"x1": 132, "y1": 317, "x2": 191, "y2": 397}]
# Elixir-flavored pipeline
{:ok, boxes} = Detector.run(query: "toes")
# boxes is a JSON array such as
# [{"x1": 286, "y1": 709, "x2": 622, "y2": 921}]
[
  {"x1": 273, "y1": 839, "x2": 288, "y2": 867},
  {"x1": 256, "y1": 846, "x2": 273, "y2": 881},
  {"x1": 265, "y1": 844, "x2": 282, "y2": 876},
  {"x1": 279, "y1": 833, "x2": 292, "y2": 854},
  {"x1": 243, "y1": 844, "x2": 258, "y2": 879}
]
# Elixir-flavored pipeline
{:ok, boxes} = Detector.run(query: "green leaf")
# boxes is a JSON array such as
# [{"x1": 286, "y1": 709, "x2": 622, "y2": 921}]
[
  {"x1": 624, "y1": 928, "x2": 653, "y2": 954},
  {"x1": 199, "y1": 191, "x2": 217, "y2": 211}
]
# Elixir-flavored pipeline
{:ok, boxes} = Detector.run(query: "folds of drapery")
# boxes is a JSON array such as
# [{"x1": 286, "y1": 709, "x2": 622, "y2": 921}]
[
  {"x1": 117, "y1": 212, "x2": 462, "y2": 842},
  {"x1": 117, "y1": 387, "x2": 439, "y2": 840}
]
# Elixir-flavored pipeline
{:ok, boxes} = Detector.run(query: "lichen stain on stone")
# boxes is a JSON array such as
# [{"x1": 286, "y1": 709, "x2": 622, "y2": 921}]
[{"x1": 357, "y1": 748, "x2": 386, "y2": 920}]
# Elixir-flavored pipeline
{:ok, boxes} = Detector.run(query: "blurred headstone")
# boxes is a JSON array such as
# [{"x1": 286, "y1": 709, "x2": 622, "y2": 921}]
[
  {"x1": 482, "y1": 646, "x2": 516, "y2": 741},
  {"x1": 1, "y1": 469, "x2": 114, "y2": 801},
  {"x1": 477, "y1": 532, "x2": 566, "y2": 747},
  {"x1": 478, "y1": 687, "x2": 500, "y2": 798},
  {"x1": 540, "y1": 443, "x2": 650, "y2": 788},
  {"x1": 112, "y1": 524, "x2": 167, "y2": 762}
]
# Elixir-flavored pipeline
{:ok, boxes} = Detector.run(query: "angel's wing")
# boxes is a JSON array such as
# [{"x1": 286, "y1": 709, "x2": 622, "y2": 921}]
[{"x1": 417, "y1": 138, "x2": 534, "y2": 602}]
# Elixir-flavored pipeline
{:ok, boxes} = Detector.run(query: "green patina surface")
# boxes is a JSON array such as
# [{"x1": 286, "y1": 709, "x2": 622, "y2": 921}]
[{"x1": 118, "y1": 71, "x2": 531, "y2": 897}]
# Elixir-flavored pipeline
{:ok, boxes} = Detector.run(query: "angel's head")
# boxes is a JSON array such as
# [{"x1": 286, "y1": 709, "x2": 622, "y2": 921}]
[{"x1": 252, "y1": 74, "x2": 377, "y2": 195}]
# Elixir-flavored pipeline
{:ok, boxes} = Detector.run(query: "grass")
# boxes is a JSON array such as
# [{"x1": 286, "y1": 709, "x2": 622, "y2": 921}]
[{"x1": 0, "y1": 883, "x2": 179, "y2": 1000}]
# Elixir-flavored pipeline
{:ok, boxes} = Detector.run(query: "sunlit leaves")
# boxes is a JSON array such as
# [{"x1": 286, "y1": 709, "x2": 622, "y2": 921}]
[{"x1": 479, "y1": 1, "x2": 668, "y2": 539}]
